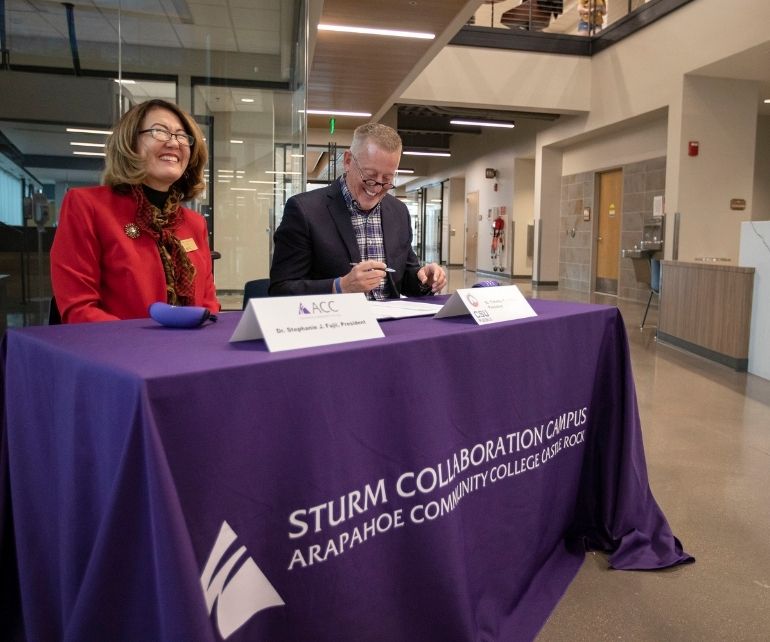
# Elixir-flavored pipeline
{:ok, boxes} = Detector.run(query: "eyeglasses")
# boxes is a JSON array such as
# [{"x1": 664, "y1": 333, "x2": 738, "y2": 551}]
[
  {"x1": 139, "y1": 128, "x2": 194, "y2": 147},
  {"x1": 351, "y1": 154, "x2": 395, "y2": 191}
]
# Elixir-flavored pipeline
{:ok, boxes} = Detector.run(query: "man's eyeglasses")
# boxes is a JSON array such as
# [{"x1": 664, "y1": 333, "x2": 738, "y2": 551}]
[
  {"x1": 139, "y1": 128, "x2": 195, "y2": 147},
  {"x1": 351, "y1": 154, "x2": 395, "y2": 191}
]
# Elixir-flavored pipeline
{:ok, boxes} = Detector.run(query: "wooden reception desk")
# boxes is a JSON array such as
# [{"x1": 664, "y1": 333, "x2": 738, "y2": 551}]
[{"x1": 658, "y1": 261, "x2": 755, "y2": 370}]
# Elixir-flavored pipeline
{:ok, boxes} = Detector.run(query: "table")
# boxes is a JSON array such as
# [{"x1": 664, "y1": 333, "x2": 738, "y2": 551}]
[{"x1": 1, "y1": 299, "x2": 692, "y2": 641}]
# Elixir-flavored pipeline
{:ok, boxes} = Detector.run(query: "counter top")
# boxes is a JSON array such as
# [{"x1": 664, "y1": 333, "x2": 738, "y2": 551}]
[{"x1": 661, "y1": 260, "x2": 755, "y2": 274}]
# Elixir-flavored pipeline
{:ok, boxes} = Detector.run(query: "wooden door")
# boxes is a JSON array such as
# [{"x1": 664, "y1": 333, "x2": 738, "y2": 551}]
[
  {"x1": 595, "y1": 169, "x2": 622, "y2": 294},
  {"x1": 465, "y1": 191, "x2": 479, "y2": 272}
]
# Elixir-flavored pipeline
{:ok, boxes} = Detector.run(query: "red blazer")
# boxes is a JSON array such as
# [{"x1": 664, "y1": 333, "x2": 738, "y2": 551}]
[{"x1": 51, "y1": 186, "x2": 220, "y2": 323}]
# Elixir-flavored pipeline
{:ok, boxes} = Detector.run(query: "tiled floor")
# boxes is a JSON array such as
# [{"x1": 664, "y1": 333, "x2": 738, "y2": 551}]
[{"x1": 5, "y1": 268, "x2": 770, "y2": 640}]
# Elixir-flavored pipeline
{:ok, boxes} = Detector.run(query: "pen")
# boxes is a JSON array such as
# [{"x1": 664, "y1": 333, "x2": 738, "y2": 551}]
[{"x1": 350, "y1": 262, "x2": 395, "y2": 273}]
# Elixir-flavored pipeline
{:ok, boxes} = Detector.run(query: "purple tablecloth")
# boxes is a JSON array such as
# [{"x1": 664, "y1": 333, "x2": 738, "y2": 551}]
[{"x1": 0, "y1": 299, "x2": 691, "y2": 641}]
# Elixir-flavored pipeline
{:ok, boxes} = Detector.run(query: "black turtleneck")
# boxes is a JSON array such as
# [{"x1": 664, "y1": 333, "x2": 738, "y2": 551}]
[{"x1": 142, "y1": 184, "x2": 169, "y2": 210}]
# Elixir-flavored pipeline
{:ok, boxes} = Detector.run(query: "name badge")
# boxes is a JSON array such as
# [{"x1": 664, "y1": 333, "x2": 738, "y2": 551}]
[{"x1": 180, "y1": 238, "x2": 198, "y2": 252}]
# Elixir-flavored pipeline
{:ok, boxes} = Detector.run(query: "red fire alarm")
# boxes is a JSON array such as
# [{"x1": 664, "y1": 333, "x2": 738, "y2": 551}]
[{"x1": 688, "y1": 141, "x2": 699, "y2": 156}]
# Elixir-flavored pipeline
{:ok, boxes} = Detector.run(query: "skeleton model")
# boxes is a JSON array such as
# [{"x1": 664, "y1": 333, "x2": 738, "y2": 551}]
[{"x1": 491, "y1": 214, "x2": 506, "y2": 272}]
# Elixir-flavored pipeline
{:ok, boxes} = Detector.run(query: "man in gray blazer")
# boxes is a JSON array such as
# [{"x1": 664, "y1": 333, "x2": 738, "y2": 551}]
[{"x1": 269, "y1": 123, "x2": 446, "y2": 299}]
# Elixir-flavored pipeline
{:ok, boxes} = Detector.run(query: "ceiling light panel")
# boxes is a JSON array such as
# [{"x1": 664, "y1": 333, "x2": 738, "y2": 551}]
[
  {"x1": 450, "y1": 119, "x2": 515, "y2": 129},
  {"x1": 318, "y1": 24, "x2": 435, "y2": 40}
]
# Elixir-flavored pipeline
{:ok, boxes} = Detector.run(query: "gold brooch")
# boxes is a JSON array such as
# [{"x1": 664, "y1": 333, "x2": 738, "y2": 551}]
[{"x1": 124, "y1": 222, "x2": 140, "y2": 239}]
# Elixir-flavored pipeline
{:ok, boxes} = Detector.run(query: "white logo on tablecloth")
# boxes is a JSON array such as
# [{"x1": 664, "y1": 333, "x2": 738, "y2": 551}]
[{"x1": 201, "y1": 520, "x2": 284, "y2": 639}]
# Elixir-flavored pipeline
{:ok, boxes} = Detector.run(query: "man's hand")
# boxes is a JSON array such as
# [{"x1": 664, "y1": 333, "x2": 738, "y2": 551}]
[
  {"x1": 340, "y1": 260, "x2": 389, "y2": 293},
  {"x1": 417, "y1": 263, "x2": 446, "y2": 294}
]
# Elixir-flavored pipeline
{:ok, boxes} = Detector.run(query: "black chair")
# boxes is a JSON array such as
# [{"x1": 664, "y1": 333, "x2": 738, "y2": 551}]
[
  {"x1": 641, "y1": 258, "x2": 660, "y2": 330},
  {"x1": 48, "y1": 297, "x2": 61, "y2": 325},
  {"x1": 242, "y1": 279, "x2": 271, "y2": 310}
]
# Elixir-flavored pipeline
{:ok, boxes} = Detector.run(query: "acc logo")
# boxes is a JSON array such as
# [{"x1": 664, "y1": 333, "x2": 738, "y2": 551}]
[
  {"x1": 466, "y1": 293, "x2": 480, "y2": 307},
  {"x1": 298, "y1": 300, "x2": 339, "y2": 315},
  {"x1": 201, "y1": 521, "x2": 284, "y2": 639}
]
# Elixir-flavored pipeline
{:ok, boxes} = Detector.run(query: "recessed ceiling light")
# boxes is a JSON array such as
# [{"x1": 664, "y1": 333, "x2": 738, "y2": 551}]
[
  {"x1": 240, "y1": 98, "x2": 255, "y2": 103},
  {"x1": 764, "y1": 98, "x2": 770, "y2": 104},
  {"x1": 113, "y1": 78, "x2": 135, "y2": 84},
  {"x1": 403, "y1": 151, "x2": 451, "y2": 158},
  {"x1": 301, "y1": 109, "x2": 372, "y2": 117},
  {"x1": 72, "y1": 151, "x2": 106, "y2": 157},
  {"x1": 450, "y1": 119, "x2": 515, "y2": 129},
  {"x1": 70, "y1": 142, "x2": 106, "y2": 148},
  {"x1": 396, "y1": 168, "x2": 415, "y2": 174},
  {"x1": 230, "y1": 139, "x2": 244, "y2": 144},
  {"x1": 318, "y1": 24, "x2": 434, "y2": 40},
  {"x1": 66, "y1": 127, "x2": 112, "y2": 135},
  {"x1": 230, "y1": 187, "x2": 257, "y2": 192},
  {"x1": 249, "y1": 180, "x2": 277, "y2": 184},
  {"x1": 265, "y1": 170, "x2": 302, "y2": 175}
]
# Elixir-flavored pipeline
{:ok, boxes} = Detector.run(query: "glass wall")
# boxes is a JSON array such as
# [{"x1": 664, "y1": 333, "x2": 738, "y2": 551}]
[
  {"x1": 0, "y1": 0, "x2": 307, "y2": 324},
  {"x1": 404, "y1": 183, "x2": 444, "y2": 264},
  {"x1": 424, "y1": 183, "x2": 443, "y2": 264}
]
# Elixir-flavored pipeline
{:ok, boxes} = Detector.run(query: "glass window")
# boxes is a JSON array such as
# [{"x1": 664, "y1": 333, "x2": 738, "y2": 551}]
[
  {"x1": 1, "y1": 0, "x2": 308, "y2": 319},
  {"x1": 0, "y1": 167, "x2": 23, "y2": 226}
]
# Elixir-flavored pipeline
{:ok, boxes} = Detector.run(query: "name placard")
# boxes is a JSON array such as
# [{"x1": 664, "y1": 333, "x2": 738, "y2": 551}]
[
  {"x1": 435, "y1": 285, "x2": 537, "y2": 325},
  {"x1": 229, "y1": 293, "x2": 384, "y2": 351}
]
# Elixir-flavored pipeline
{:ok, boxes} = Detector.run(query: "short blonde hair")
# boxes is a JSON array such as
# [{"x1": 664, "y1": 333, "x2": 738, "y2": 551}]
[
  {"x1": 350, "y1": 122, "x2": 402, "y2": 155},
  {"x1": 103, "y1": 99, "x2": 208, "y2": 200}
]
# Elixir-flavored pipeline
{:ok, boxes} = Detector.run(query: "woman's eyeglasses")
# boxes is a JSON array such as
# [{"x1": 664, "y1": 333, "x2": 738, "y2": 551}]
[
  {"x1": 351, "y1": 154, "x2": 394, "y2": 191},
  {"x1": 139, "y1": 128, "x2": 195, "y2": 147}
]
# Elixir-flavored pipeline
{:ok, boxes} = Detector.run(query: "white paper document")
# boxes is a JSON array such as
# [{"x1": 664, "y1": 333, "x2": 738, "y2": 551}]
[
  {"x1": 435, "y1": 285, "x2": 537, "y2": 325},
  {"x1": 229, "y1": 293, "x2": 384, "y2": 351},
  {"x1": 367, "y1": 300, "x2": 444, "y2": 320}
]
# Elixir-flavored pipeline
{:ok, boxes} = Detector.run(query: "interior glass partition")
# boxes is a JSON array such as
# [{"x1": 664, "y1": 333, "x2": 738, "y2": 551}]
[
  {"x1": 404, "y1": 190, "x2": 423, "y2": 260},
  {"x1": 0, "y1": 0, "x2": 308, "y2": 324},
  {"x1": 404, "y1": 184, "x2": 444, "y2": 264},
  {"x1": 424, "y1": 183, "x2": 443, "y2": 264}
]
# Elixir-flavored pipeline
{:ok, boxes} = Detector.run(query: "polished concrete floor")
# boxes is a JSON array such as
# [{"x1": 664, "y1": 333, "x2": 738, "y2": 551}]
[
  {"x1": 475, "y1": 272, "x2": 770, "y2": 642},
  {"x1": 5, "y1": 268, "x2": 770, "y2": 640}
]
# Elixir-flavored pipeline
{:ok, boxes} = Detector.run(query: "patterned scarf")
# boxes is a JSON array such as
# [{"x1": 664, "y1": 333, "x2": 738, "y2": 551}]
[{"x1": 131, "y1": 185, "x2": 196, "y2": 305}]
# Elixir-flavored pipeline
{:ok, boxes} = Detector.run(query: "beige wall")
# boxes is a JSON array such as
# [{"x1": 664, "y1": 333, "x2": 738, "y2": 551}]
[
  {"x1": 676, "y1": 76, "x2": 758, "y2": 262},
  {"x1": 753, "y1": 116, "x2": 770, "y2": 221},
  {"x1": 560, "y1": 113, "x2": 668, "y2": 176},
  {"x1": 401, "y1": 47, "x2": 591, "y2": 116},
  {"x1": 447, "y1": 177, "x2": 466, "y2": 265},
  {"x1": 400, "y1": 0, "x2": 770, "y2": 278},
  {"x1": 512, "y1": 159, "x2": 535, "y2": 277}
]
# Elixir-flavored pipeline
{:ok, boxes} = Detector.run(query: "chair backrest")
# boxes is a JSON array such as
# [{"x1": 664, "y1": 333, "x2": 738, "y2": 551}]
[
  {"x1": 48, "y1": 297, "x2": 61, "y2": 325},
  {"x1": 650, "y1": 258, "x2": 661, "y2": 293},
  {"x1": 242, "y1": 279, "x2": 270, "y2": 309}
]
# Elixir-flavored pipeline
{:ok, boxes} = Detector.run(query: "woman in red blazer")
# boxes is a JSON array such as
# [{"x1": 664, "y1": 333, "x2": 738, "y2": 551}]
[{"x1": 51, "y1": 99, "x2": 220, "y2": 323}]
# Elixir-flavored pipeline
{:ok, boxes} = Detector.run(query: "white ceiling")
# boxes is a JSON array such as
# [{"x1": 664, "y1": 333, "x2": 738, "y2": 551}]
[{"x1": 10, "y1": 0, "x2": 283, "y2": 55}]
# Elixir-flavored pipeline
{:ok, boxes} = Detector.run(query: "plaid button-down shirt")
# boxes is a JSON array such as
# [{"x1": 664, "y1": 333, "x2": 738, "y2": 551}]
[{"x1": 340, "y1": 176, "x2": 389, "y2": 300}]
